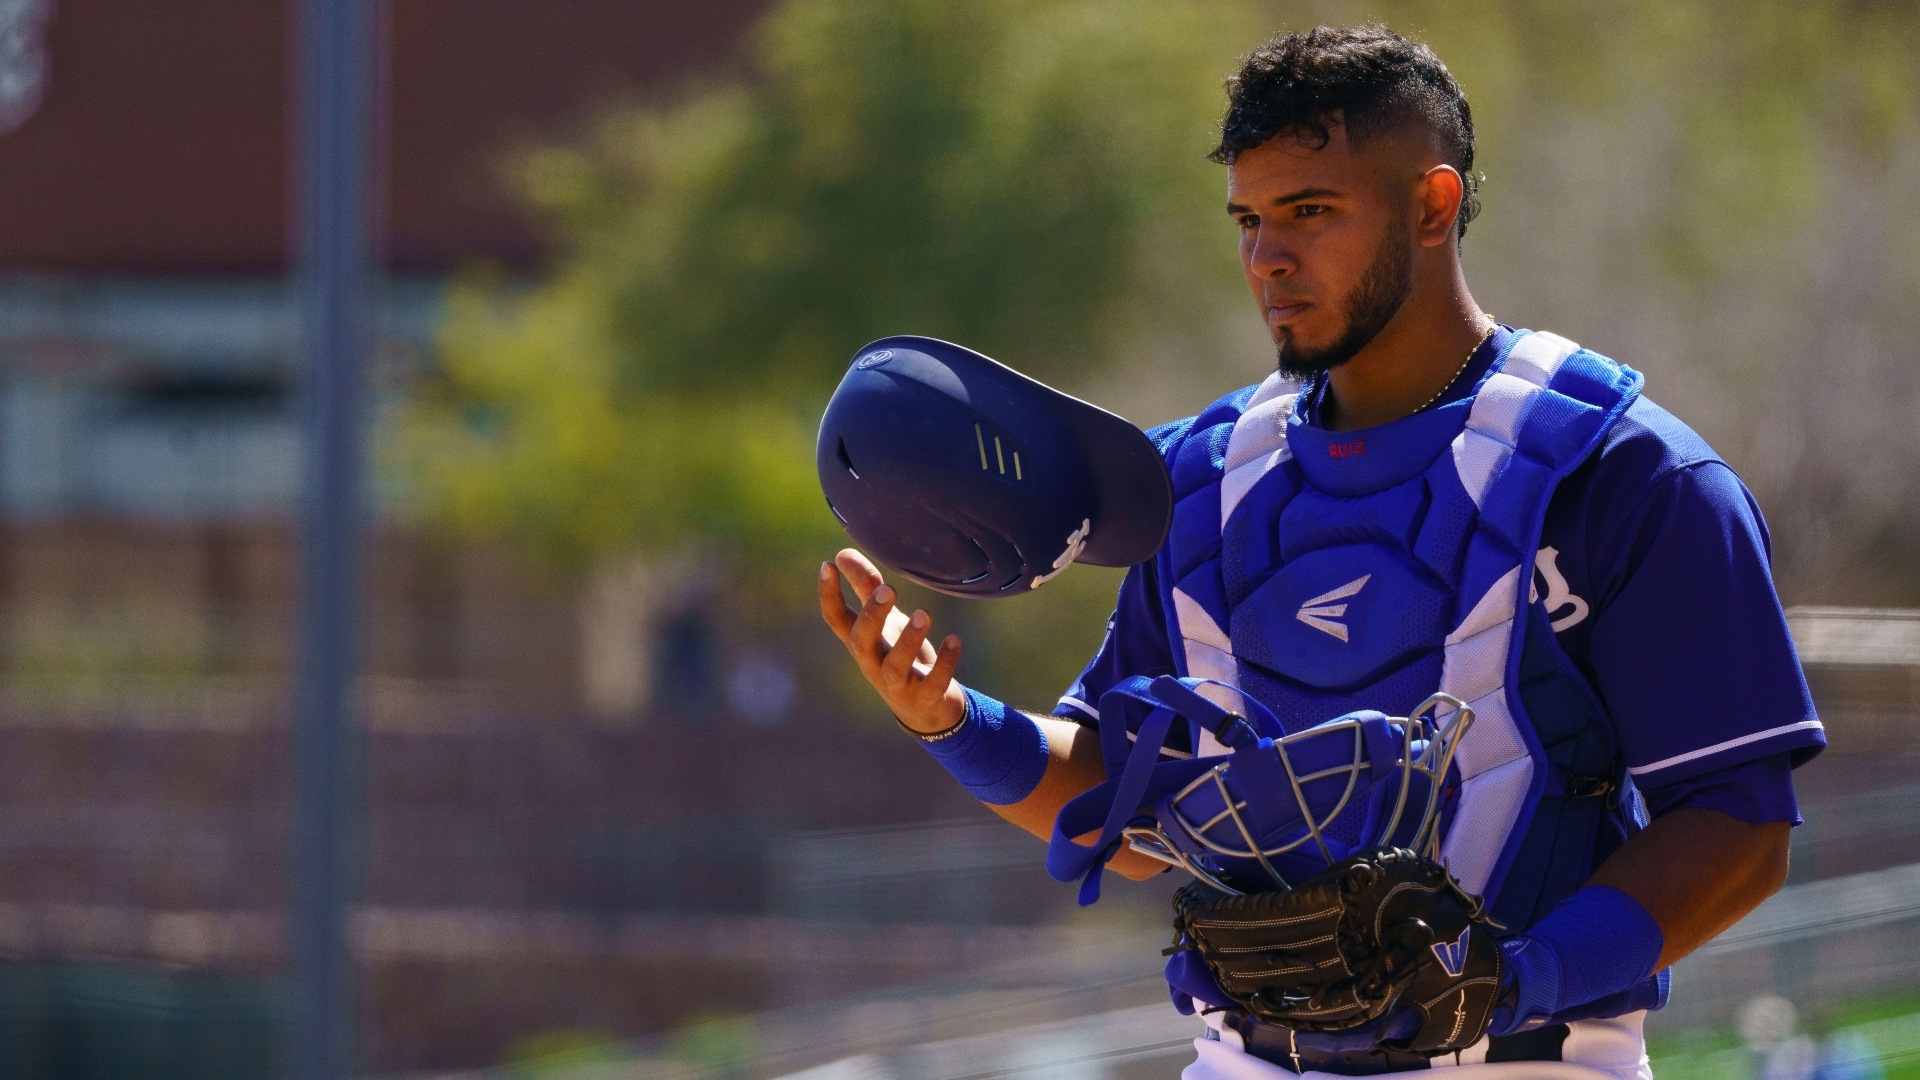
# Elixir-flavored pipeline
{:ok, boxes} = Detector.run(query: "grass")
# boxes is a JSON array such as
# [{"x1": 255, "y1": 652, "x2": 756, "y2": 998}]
[{"x1": 1650, "y1": 989, "x2": 1920, "y2": 1080}]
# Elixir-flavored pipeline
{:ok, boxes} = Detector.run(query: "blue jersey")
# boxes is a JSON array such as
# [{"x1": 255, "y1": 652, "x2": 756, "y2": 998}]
[{"x1": 1056, "y1": 330, "x2": 1822, "y2": 829}]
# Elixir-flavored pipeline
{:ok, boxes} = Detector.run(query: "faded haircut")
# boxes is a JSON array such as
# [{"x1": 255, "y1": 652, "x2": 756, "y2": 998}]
[{"x1": 1212, "y1": 25, "x2": 1481, "y2": 238}]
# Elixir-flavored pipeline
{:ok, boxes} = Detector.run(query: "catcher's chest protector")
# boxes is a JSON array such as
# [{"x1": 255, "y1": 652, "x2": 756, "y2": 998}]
[{"x1": 1163, "y1": 331, "x2": 1641, "y2": 911}]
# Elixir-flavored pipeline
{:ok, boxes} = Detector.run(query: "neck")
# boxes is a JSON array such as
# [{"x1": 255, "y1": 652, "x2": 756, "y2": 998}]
[{"x1": 1318, "y1": 263, "x2": 1488, "y2": 432}]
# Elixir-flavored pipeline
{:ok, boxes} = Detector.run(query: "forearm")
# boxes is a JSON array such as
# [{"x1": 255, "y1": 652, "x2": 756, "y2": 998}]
[
  {"x1": 984, "y1": 713, "x2": 1168, "y2": 881},
  {"x1": 1586, "y1": 807, "x2": 1790, "y2": 970},
  {"x1": 1489, "y1": 807, "x2": 1788, "y2": 1034}
]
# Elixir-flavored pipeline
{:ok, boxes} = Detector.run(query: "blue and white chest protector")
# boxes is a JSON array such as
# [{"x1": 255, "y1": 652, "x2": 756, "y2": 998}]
[{"x1": 1157, "y1": 331, "x2": 1641, "y2": 922}]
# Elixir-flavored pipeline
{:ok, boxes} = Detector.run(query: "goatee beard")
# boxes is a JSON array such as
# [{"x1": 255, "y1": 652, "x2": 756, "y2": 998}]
[{"x1": 1277, "y1": 216, "x2": 1414, "y2": 380}]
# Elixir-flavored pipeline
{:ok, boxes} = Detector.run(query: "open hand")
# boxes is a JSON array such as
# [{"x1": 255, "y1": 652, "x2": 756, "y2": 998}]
[{"x1": 817, "y1": 549, "x2": 966, "y2": 735}]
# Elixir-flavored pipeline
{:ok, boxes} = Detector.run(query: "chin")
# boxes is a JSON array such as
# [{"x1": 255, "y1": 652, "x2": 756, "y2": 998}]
[{"x1": 1276, "y1": 327, "x2": 1330, "y2": 356}]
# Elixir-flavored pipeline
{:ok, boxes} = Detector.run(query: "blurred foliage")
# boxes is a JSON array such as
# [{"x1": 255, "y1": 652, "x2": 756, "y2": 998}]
[
  {"x1": 500, "y1": 1029, "x2": 640, "y2": 1079},
  {"x1": 670, "y1": 1012, "x2": 757, "y2": 1076},
  {"x1": 1369, "y1": 0, "x2": 1920, "y2": 279},
  {"x1": 1648, "y1": 991, "x2": 1920, "y2": 1080},
  {"x1": 390, "y1": 0, "x2": 1262, "y2": 597},
  {"x1": 495, "y1": 1013, "x2": 759, "y2": 1080},
  {"x1": 391, "y1": 0, "x2": 1920, "y2": 719}
]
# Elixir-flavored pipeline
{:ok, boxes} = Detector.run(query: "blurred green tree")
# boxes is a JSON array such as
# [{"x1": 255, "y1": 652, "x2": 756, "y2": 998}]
[{"x1": 390, "y1": 0, "x2": 1261, "y2": 596}]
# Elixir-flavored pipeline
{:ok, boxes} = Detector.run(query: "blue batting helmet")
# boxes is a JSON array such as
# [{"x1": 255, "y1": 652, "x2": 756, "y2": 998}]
[{"x1": 817, "y1": 336, "x2": 1172, "y2": 598}]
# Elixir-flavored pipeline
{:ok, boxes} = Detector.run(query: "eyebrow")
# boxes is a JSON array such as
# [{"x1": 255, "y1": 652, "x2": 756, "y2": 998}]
[{"x1": 1225, "y1": 187, "x2": 1343, "y2": 214}]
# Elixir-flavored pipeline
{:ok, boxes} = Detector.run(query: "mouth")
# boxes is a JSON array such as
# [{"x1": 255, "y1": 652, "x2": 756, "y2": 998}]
[{"x1": 1266, "y1": 301, "x2": 1310, "y2": 330}]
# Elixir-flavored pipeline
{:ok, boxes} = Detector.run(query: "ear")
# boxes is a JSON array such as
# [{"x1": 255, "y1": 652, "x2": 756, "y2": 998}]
[{"x1": 1415, "y1": 165, "x2": 1465, "y2": 248}]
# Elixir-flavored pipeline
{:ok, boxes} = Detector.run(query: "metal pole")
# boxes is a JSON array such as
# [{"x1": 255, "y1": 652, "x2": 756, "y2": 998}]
[{"x1": 292, "y1": 0, "x2": 371, "y2": 1076}]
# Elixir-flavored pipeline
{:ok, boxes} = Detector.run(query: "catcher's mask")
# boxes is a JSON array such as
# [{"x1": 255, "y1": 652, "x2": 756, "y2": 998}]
[{"x1": 1047, "y1": 676, "x2": 1473, "y2": 902}]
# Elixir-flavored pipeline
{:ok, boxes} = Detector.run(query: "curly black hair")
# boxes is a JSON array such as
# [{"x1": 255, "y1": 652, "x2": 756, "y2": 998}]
[{"x1": 1212, "y1": 25, "x2": 1481, "y2": 238}]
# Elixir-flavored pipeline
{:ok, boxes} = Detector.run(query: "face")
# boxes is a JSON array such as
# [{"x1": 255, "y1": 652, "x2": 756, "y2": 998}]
[{"x1": 1226, "y1": 126, "x2": 1418, "y2": 378}]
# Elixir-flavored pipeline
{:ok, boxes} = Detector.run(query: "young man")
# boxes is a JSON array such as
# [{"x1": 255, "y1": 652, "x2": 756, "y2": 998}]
[{"x1": 819, "y1": 25, "x2": 1820, "y2": 1080}]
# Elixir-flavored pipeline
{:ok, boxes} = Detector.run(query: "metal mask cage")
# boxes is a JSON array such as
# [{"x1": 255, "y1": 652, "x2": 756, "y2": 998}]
[{"x1": 1122, "y1": 693, "x2": 1475, "y2": 895}]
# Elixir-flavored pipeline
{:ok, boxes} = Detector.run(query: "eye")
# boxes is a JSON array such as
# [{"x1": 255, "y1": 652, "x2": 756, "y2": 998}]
[
  {"x1": 1236, "y1": 214, "x2": 1259, "y2": 230},
  {"x1": 1296, "y1": 204, "x2": 1328, "y2": 218}
]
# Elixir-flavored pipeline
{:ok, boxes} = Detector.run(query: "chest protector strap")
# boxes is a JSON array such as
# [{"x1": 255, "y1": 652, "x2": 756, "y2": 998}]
[{"x1": 1160, "y1": 331, "x2": 1642, "y2": 915}]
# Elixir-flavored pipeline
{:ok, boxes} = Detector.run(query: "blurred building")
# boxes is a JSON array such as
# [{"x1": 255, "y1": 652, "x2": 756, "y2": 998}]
[
  {"x1": 0, "y1": 6, "x2": 1148, "y2": 1074},
  {"x1": 0, "y1": 0, "x2": 788, "y2": 708},
  {"x1": 0, "y1": 2, "x2": 1049, "y2": 1074}
]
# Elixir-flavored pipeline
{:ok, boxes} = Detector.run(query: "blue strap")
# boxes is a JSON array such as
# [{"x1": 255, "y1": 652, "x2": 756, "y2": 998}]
[
  {"x1": 1049, "y1": 674, "x2": 1268, "y2": 905},
  {"x1": 1049, "y1": 700, "x2": 1178, "y2": 904},
  {"x1": 1144, "y1": 675, "x2": 1283, "y2": 746},
  {"x1": 1098, "y1": 677, "x2": 1160, "y2": 776},
  {"x1": 1046, "y1": 755, "x2": 1220, "y2": 904}
]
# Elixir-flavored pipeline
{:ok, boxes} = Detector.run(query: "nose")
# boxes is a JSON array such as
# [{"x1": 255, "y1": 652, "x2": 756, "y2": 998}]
[{"x1": 1245, "y1": 222, "x2": 1296, "y2": 282}]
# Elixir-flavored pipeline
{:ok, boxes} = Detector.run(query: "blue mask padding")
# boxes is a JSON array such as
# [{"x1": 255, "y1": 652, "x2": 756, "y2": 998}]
[
  {"x1": 1360, "y1": 714, "x2": 1404, "y2": 786},
  {"x1": 1158, "y1": 711, "x2": 1430, "y2": 888},
  {"x1": 1095, "y1": 679, "x2": 1157, "y2": 777}
]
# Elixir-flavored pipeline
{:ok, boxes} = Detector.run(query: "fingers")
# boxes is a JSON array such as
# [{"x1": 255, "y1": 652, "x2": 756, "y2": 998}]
[
  {"x1": 817, "y1": 561, "x2": 856, "y2": 645},
  {"x1": 835, "y1": 549, "x2": 885, "y2": 604},
  {"x1": 924, "y1": 634, "x2": 962, "y2": 692},
  {"x1": 820, "y1": 552, "x2": 952, "y2": 711},
  {"x1": 881, "y1": 609, "x2": 932, "y2": 685},
  {"x1": 847, "y1": 581, "x2": 898, "y2": 667}
]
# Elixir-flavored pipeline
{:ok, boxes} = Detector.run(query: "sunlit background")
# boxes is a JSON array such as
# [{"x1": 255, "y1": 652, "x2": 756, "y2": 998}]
[{"x1": 0, "y1": 0, "x2": 1913, "y2": 1077}]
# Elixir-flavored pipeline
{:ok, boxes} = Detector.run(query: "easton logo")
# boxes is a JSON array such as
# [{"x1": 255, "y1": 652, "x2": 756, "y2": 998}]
[
  {"x1": 1431, "y1": 927, "x2": 1472, "y2": 978},
  {"x1": 1295, "y1": 574, "x2": 1371, "y2": 642}
]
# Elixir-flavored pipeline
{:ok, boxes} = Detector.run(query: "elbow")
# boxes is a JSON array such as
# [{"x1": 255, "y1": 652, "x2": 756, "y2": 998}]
[{"x1": 1755, "y1": 821, "x2": 1792, "y2": 899}]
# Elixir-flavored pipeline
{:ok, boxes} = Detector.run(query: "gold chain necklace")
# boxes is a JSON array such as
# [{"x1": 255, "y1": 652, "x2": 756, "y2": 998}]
[{"x1": 1415, "y1": 316, "x2": 1499, "y2": 412}]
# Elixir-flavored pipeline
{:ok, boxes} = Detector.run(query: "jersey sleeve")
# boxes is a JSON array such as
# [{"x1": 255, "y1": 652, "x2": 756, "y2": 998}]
[
  {"x1": 1053, "y1": 559, "x2": 1179, "y2": 726},
  {"x1": 1638, "y1": 751, "x2": 1802, "y2": 826},
  {"x1": 1584, "y1": 462, "x2": 1825, "y2": 788}
]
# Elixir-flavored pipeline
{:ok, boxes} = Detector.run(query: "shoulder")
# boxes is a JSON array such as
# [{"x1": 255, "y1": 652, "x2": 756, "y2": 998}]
[
  {"x1": 1148, "y1": 381, "x2": 1268, "y2": 498},
  {"x1": 1594, "y1": 395, "x2": 1722, "y2": 478},
  {"x1": 1550, "y1": 391, "x2": 1771, "y2": 597},
  {"x1": 1567, "y1": 393, "x2": 1741, "y2": 518}
]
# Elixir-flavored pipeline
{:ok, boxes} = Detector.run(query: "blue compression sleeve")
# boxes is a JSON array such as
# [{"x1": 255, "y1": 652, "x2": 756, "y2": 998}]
[
  {"x1": 1491, "y1": 885, "x2": 1665, "y2": 1035},
  {"x1": 920, "y1": 687, "x2": 1050, "y2": 806}
]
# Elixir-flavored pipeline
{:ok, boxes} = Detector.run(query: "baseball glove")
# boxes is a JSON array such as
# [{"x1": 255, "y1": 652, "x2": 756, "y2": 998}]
[{"x1": 1171, "y1": 845, "x2": 1504, "y2": 1057}]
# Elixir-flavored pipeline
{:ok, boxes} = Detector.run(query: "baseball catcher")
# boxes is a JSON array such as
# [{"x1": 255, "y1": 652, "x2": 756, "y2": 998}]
[{"x1": 817, "y1": 24, "x2": 1821, "y2": 1080}]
